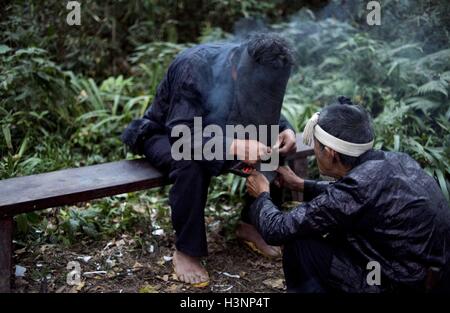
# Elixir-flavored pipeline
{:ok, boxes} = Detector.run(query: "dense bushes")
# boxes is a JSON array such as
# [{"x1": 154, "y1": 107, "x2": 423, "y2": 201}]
[
  {"x1": 0, "y1": 0, "x2": 317, "y2": 77},
  {"x1": 0, "y1": 0, "x2": 449, "y2": 241}
]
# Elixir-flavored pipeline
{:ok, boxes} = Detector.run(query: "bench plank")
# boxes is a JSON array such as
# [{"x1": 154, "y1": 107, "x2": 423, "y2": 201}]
[
  {"x1": 0, "y1": 134, "x2": 313, "y2": 218},
  {"x1": 0, "y1": 159, "x2": 166, "y2": 218}
]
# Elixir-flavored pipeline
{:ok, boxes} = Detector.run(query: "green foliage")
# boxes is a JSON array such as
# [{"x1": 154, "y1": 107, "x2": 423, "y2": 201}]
[
  {"x1": 1, "y1": 0, "x2": 449, "y2": 244},
  {"x1": 128, "y1": 41, "x2": 190, "y2": 95},
  {"x1": 0, "y1": 46, "x2": 77, "y2": 177},
  {"x1": 279, "y1": 6, "x2": 450, "y2": 200},
  {"x1": 14, "y1": 191, "x2": 172, "y2": 246},
  {"x1": 0, "y1": 0, "x2": 308, "y2": 78}
]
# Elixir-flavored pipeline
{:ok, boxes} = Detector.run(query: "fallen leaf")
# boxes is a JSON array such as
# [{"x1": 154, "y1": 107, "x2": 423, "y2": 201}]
[
  {"x1": 165, "y1": 284, "x2": 182, "y2": 293},
  {"x1": 262, "y1": 278, "x2": 285, "y2": 290},
  {"x1": 83, "y1": 271, "x2": 107, "y2": 278},
  {"x1": 39, "y1": 244, "x2": 55, "y2": 254},
  {"x1": 213, "y1": 284, "x2": 233, "y2": 292},
  {"x1": 77, "y1": 256, "x2": 92, "y2": 263},
  {"x1": 139, "y1": 284, "x2": 158, "y2": 293},
  {"x1": 192, "y1": 281, "x2": 209, "y2": 288},
  {"x1": 76, "y1": 281, "x2": 85, "y2": 291},
  {"x1": 132, "y1": 262, "x2": 144, "y2": 271},
  {"x1": 152, "y1": 229, "x2": 165, "y2": 236},
  {"x1": 68, "y1": 281, "x2": 85, "y2": 293},
  {"x1": 106, "y1": 258, "x2": 116, "y2": 268},
  {"x1": 15, "y1": 248, "x2": 26, "y2": 255},
  {"x1": 115, "y1": 239, "x2": 126, "y2": 247},
  {"x1": 218, "y1": 271, "x2": 240, "y2": 279}
]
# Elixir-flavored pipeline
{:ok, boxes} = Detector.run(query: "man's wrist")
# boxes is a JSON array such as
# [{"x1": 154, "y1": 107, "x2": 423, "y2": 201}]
[
  {"x1": 295, "y1": 178, "x2": 305, "y2": 192},
  {"x1": 281, "y1": 128, "x2": 295, "y2": 135},
  {"x1": 259, "y1": 187, "x2": 270, "y2": 196},
  {"x1": 257, "y1": 191, "x2": 270, "y2": 199}
]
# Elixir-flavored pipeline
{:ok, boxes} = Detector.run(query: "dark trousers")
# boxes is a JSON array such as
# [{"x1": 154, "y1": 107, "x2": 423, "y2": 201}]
[
  {"x1": 143, "y1": 134, "x2": 284, "y2": 257},
  {"x1": 282, "y1": 238, "x2": 335, "y2": 293},
  {"x1": 282, "y1": 238, "x2": 450, "y2": 293},
  {"x1": 144, "y1": 134, "x2": 211, "y2": 256},
  {"x1": 282, "y1": 238, "x2": 390, "y2": 293}
]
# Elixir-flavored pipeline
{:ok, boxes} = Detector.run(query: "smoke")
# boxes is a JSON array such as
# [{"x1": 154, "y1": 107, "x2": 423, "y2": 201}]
[
  {"x1": 225, "y1": 0, "x2": 449, "y2": 64},
  {"x1": 190, "y1": 0, "x2": 449, "y2": 138}
]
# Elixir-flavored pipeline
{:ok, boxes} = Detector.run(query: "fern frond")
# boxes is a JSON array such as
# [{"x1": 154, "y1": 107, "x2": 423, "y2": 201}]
[
  {"x1": 417, "y1": 80, "x2": 448, "y2": 97},
  {"x1": 405, "y1": 97, "x2": 443, "y2": 112}
]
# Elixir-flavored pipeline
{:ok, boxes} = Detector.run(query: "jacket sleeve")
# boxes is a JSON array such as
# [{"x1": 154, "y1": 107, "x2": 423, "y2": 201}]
[
  {"x1": 303, "y1": 180, "x2": 332, "y2": 201},
  {"x1": 249, "y1": 177, "x2": 367, "y2": 245},
  {"x1": 279, "y1": 114, "x2": 295, "y2": 132}
]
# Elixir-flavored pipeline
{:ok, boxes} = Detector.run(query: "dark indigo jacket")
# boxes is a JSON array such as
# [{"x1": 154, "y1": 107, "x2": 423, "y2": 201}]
[
  {"x1": 250, "y1": 149, "x2": 450, "y2": 291},
  {"x1": 121, "y1": 43, "x2": 293, "y2": 175}
]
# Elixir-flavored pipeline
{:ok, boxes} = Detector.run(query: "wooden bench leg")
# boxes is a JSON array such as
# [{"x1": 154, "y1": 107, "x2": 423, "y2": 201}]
[
  {"x1": 289, "y1": 157, "x2": 309, "y2": 202},
  {"x1": 0, "y1": 217, "x2": 13, "y2": 293}
]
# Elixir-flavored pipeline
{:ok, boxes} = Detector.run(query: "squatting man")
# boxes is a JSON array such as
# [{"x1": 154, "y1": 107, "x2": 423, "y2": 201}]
[
  {"x1": 246, "y1": 97, "x2": 450, "y2": 292},
  {"x1": 122, "y1": 33, "x2": 297, "y2": 286}
]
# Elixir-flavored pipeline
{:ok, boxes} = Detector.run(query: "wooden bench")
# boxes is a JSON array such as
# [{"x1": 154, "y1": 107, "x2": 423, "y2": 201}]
[{"x1": 0, "y1": 134, "x2": 313, "y2": 292}]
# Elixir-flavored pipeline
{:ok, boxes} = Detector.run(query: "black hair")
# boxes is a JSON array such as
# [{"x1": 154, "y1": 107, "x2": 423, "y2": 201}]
[
  {"x1": 245, "y1": 33, "x2": 294, "y2": 69},
  {"x1": 317, "y1": 96, "x2": 375, "y2": 168}
]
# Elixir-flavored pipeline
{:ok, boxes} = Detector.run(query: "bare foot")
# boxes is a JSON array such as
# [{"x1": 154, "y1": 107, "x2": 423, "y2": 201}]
[
  {"x1": 236, "y1": 222, "x2": 282, "y2": 258},
  {"x1": 173, "y1": 250, "x2": 209, "y2": 285}
]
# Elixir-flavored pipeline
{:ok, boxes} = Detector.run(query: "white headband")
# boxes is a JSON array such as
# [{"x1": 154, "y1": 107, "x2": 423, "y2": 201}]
[{"x1": 302, "y1": 112, "x2": 374, "y2": 157}]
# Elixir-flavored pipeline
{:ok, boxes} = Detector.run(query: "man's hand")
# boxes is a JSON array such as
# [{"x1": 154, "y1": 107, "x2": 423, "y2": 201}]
[
  {"x1": 246, "y1": 171, "x2": 270, "y2": 198},
  {"x1": 274, "y1": 166, "x2": 304, "y2": 191},
  {"x1": 230, "y1": 139, "x2": 271, "y2": 165},
  {"x1": 276, "y1": 129, "x2": 297, "y2": 156}
]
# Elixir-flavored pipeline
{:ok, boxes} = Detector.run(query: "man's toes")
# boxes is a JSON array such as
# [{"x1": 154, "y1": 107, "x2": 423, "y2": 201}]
[
  {"x1": 192, "y1": 275, "x2": 202, "y2": 284},
  {"x1": 189, "y1": 274, "x2": 197, "y2": 284},
  {"x1": 200, "y1": 275, "x2": 209, "y2": 283},
  {"x1": 189, "y1": 274, "x2": 199, "y2": 284},
  {"x1": 265, "y1": 247, "x2": 280, "y2": 258},
  {"x1": 269, "y1": 246, "x2": 281, "y2": 254}
]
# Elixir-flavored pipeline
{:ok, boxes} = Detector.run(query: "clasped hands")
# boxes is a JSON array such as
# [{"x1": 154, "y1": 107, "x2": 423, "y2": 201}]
[
  {"x1": 227, "y1": 129, "x2": 303, "y2": 198},
  {"x1": 246, "y1": 165, "x2": 305, "y2": 198},
  {"x1": 230, "y1": 129, "x2": 297, "y2": 165}
]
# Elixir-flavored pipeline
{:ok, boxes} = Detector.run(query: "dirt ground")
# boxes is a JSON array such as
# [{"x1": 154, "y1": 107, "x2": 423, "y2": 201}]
[{"x1": 12, "y1": 225, "x2": 286, "y2": 293}]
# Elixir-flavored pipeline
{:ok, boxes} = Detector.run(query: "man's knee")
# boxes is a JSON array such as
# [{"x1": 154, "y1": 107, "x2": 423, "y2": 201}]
[
  {"x1": 169, "y1": 160, "x2": 208, "y2": 183},
  {"x1": 143, "y1": 135, "x2": 173, "y2": 170},
  {"x1": 282, "y1": 241, "x2": 297, "y2": 262},
  {"x1": 282, "y1": 239, "x2": 334, "y2": 293},
  {"x1": 283, "y1": 238, "x2": 334, "y2": 274}
]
